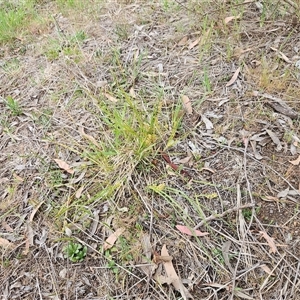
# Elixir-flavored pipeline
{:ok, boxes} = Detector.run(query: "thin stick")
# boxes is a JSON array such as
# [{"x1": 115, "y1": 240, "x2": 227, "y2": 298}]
[{"x1": 194, "y1": 203, "x2": 255, "y2": 229}]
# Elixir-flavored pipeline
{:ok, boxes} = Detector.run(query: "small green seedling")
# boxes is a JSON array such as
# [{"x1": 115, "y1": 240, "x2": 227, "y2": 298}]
[
  {"x1": 5, "y1": 96, "x2": 22, "y2": 116},
  {"x1": 63, "y1": 242, "x2": 87, "y2": 262}
]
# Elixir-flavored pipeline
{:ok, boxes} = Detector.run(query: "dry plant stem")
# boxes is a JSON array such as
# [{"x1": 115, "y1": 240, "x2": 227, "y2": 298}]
[
  {"x1": 132, "y1": 182, "x2": 154, "y2": 296},
  {"x1": 283, "y1": 0, "x2": 298, "y2": 9},
  {"x1": 229, "y1": 184, "x2": 253, "y2": 300},
  {"x1": 194, "y1": 203, "x2": 255, "y2": 230},
  {"x1": 259, "y1": 253, "x2": 286, "y2": 294}
]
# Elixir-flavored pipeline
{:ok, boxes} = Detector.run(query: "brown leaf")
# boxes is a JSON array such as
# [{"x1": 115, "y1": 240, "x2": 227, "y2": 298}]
[
  {"x1": 104, "y1": 93, "x2": 118, "y2": 103},
  {"x1": 259, "y1": 231, "x2": 277, "y2": 253},
  {"x1": 54, "y1": 159, "x2": 74, "y2": 174},
  {"x1": 178, "y1": 36, "x2": 188, "y2": 46},
  {"x1": 103, "y1": 228, "x2": 125, "y2": 250},
  {"x1": 224, "y1": 15, "x2": 240, "y2": 24},
  {"x1": 176, "y1": 225, "x2": 209, "y2": 237},
  {"x1": 181, "y1": 95, "x2": 193, "y2": 114},
  {"x1": 260, "y1": 264, "x2": 275, "y2": 276},
  {"x1": 289, "y1": 155, "x2": 300, "y2": 166},
  {"x1": 161, "y1": 245, "x2": 193, "y2": 299},
  {"x1": 188, "y1": 37, "x2": 200, "y2": 50},
  {"x1": 226, "y1": 67, "x2": 240, "y2": 87},
  {"x1": 0, "y1": 237, "x2": 13, "y2": 248}
]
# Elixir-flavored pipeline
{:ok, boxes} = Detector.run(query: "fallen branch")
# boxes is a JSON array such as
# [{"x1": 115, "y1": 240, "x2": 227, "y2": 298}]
[{"x1": 194, "y1": 203, "x2": 255, "y2": 229}]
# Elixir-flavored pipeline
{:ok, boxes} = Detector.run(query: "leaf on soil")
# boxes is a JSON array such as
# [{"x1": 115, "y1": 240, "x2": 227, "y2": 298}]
[
  {"x1": 250, "y1": 140, "x2": 263, "y2": 160},
  {"x1": 188, "y1": 37, "x2": 200, "y2": 50},
  {"x1": 182, "y1": 95, "x2": 193, "y2": 115},
  {"x1": 141, "y1": 233, "x2": 157, "y2": 276},
  {"x1": 176, "y1": 225, "x2": 209, "y2": 237},
  {"x1": 261, "y1": 195, "x2": 280, "y2": 202},
  {"x1": 129, "y1": 87, "x2": 136, "y2": 98},
  {"x1": 266, "y1": 129, "x2": 282, "y2": 151},
  {"x1": 29, "y1": 201, "x2": 44, "y2": 222},
  {"x1": 277, "y1": 187, "x2": 289, "y2": 198},
  {"x1": 0, "y1": 237, "x2": 13, "y2": 248},
  {"x1": 222, "y1": 241, "x2": 234, "y2": 273},
  {"x1": 226, "y1": 67, "x2": 240, "y2": 87},
  {"x1": 13, "y1": 173, "x2": 24, "y2": 183},
  {"x1": 260, "y1": 264, "x2": 275, "y2": 276},
  {"x1": 259, "y1": 231, "x2": 277, "y2": 253},
  {"x1": 270, "y1": 47, "x2": 292, "y2": 63},
  {"x1": 75, "y1": 186, "x2": 84, "y2": 199},
  {"x1": 89, "y1": 210, "x2": 100, "y2": 235},
  {"x1": 79, "y1": 127, "x2": 102, "y2": 149},
  {"x1": 54, "y1": 159, "x2": 74, "y2": 174},
  {"x1": 224, "y1": 15, "x2": 240, "y2": 24},
  {"x1": 201, "y1": 115, "x2": 213, "y2": 130},
  {"x1": 103, "y1": 227, "x2": 125, "y2": 250},
  {"x1": 104, "y1": 92, "x2": 118, "y2": 103},
  {"x1": 177, "y1": 156, "x2": 192, "y2": 164},
  {"x1": 65, "y1": 227, "x2": 72, "y2": 237},
  {"x1": 178, "y1": 36, "x2": 188, "y2": 46},
  {"x1": 161, "y1": 245, "x2": 193, "y2": 299},
  {"x1": 289, "y1": 155, "x2": 300, "y2": 165},
  {"x1": 23, "y1": 223, "x2": 34, "y2": 255}
]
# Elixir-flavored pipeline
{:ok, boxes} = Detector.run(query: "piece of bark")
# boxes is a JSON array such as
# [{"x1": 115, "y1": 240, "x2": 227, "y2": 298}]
[{"x1": 253, "y1": 91, "x2": 299, "y2": 119}]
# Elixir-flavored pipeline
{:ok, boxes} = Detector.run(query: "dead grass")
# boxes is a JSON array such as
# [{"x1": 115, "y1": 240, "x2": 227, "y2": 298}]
[{"x1": 1, "y1": 0, "x2": 300, "y2": 299}]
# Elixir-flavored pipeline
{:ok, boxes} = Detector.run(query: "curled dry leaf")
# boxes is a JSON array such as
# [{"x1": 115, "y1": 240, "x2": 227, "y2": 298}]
[
  {"x1": 54, "y1": 159, "x2": 74, "y2": 174},
  {"x1": 181, "y1": 95, "x2": 193, "y2": 115},
  {"x1": 289, "y1": 155, "x2": 300, "y2": 166},
  {"x1": 103, "y1": 228, "x2": 125, "y2": 250},
  {"x1": 176, "y1": 225, "x2": 209, "y2": 237},
  {"x1": 226, "y1": 67, "x2": 240, "y2": 87},
  {"x1": 259, "y1": 231, "x2": 277, "y2": 253}
]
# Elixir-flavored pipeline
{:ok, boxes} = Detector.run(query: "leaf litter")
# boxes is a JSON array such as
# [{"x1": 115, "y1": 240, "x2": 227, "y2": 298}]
[{"x1": 1, "y1": 1, "x2": 300, "y2": 299}]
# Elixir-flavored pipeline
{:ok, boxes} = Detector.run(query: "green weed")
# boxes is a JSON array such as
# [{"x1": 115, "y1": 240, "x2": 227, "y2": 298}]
[
  {"x1": 4, "y1": 96, "x2": 22, "y2": 116},
  {"x1": 63, "y1": 242, "x2": 87, "y2": 262}
]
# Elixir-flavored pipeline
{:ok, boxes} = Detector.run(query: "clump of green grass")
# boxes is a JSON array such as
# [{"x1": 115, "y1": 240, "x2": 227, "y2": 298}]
[{"x1": 0, "y1": 0, "x2": 38, "y2": 44}]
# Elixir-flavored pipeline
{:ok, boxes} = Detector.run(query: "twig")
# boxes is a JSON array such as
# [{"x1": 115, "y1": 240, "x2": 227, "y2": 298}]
[{"x1": 194, "y1": 203, "x2": 255, "y2": 229}]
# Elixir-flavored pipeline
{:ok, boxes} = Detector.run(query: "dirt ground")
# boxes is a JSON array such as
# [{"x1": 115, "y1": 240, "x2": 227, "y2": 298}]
[{"x1": 1, "y1": 0, "x2": 300, "y2": 299}]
